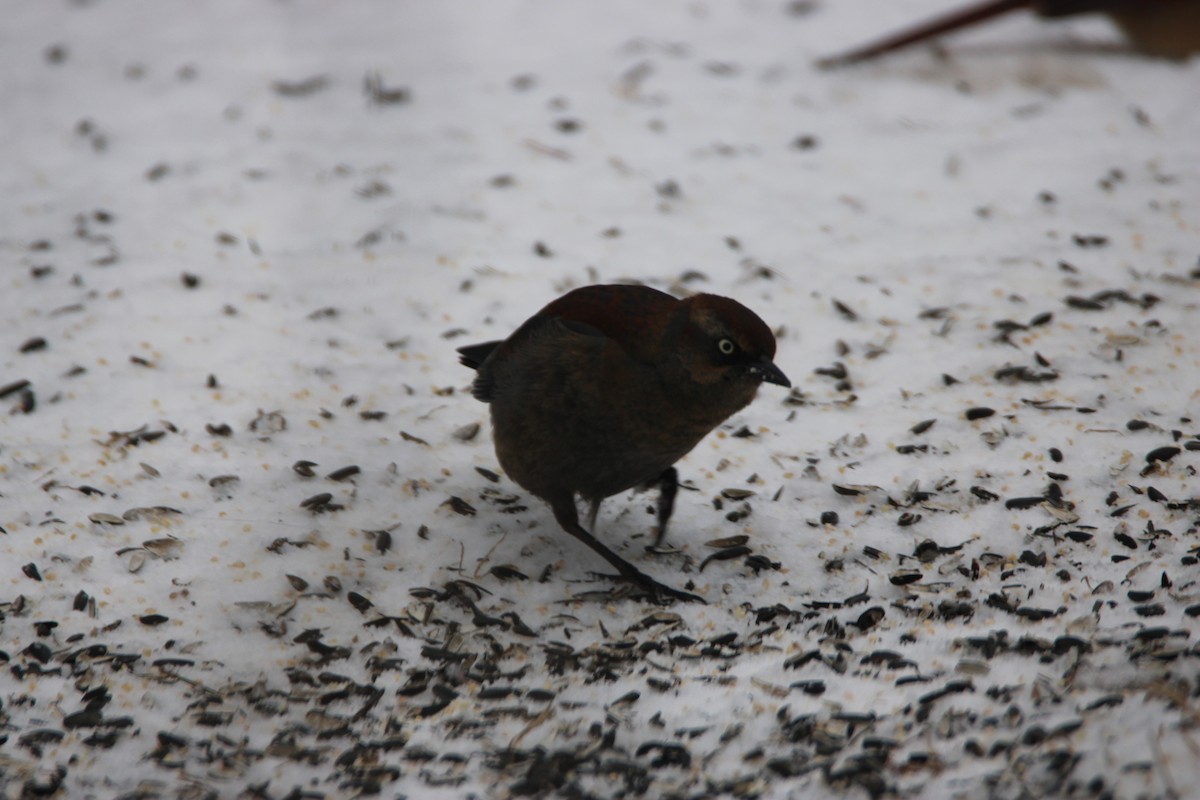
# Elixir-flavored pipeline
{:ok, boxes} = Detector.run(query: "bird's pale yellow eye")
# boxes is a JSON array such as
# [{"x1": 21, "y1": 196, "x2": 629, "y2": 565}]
[{"x1": 717, "y1": 337, "x2": 736, "y2": 355}]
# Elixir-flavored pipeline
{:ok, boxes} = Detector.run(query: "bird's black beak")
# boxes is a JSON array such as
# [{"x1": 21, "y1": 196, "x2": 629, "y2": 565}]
[{"x1": 751, "y1": 359, "x2": 791, "y2": 388}]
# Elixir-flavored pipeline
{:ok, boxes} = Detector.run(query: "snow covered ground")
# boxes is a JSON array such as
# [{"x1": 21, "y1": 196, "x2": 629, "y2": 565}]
[{"x1": 2, "y1": 1, "x2": 1198, "y2": 797}]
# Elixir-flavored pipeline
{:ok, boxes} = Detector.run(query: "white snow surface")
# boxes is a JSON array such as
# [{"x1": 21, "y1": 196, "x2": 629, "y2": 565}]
[{"x1": 2, "y1": 1, "x2": 1199, "y2": 798}]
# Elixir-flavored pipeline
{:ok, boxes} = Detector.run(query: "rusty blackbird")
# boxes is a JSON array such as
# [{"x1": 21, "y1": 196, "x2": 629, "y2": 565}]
[{"x1": 458, "y1": 283, "x2": 790, "y2": 602}]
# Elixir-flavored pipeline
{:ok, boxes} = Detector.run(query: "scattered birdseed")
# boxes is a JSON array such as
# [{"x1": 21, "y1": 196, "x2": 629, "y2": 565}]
[
  {"x1": 5, "y1": 7, "x2": 1199, "y2": 799},
  {"x1": 326, "y1": 465, "x2": 361, "y2": 481}
]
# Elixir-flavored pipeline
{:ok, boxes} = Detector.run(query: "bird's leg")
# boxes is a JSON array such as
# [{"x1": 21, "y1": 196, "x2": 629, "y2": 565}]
[
  {"x1": 586, "y1": 498, "x2": 602, "y2": 533},
  {"x1": 549, "y1": 494, "x2": 703, "y2": 604},
  {"x1": 648, "y1": 466, "x2": 678, "y2": 551}
]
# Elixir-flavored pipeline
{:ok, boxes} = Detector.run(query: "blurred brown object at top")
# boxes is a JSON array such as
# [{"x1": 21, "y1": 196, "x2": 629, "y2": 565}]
[{"x1": 819, "y1": 0, "x2": 1200, "y2": 67}]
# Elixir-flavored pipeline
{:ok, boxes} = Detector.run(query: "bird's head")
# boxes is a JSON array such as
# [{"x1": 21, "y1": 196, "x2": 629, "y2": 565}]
[{"x1": 673, "y1": 294, "x2": 791, "y2": 389}]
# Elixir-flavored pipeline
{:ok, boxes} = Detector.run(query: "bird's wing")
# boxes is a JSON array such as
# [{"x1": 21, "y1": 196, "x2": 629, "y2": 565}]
[
  {"x1": 534, "y1": 284, "x2": 676, "y2": 364},
  {"x1": 468, "y1": 316, "x2": 608, "y2": 403},
  {"x1": 462, "y1": 284, "x2": 678, "y2": 402}
]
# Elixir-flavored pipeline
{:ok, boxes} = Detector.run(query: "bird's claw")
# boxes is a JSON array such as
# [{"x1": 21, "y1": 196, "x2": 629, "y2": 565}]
[
  {"x1": 658, "y1": 586, "x2": 706, "y2": 604},
  {"x1": 629, "y1": 573, "x2": 705, "y2": 604},
  {"x1": 586, "y1": 569, "x2": 704, "y2": 604}
]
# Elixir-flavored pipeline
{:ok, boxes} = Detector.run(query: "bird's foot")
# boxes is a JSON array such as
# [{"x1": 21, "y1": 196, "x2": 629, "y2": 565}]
[
  {"x1": 624, "y1": 569, "x2": 704, "y2": 604},
  {"x1": 584, "y1": 568, "x2": 702, "y2": 603}
]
